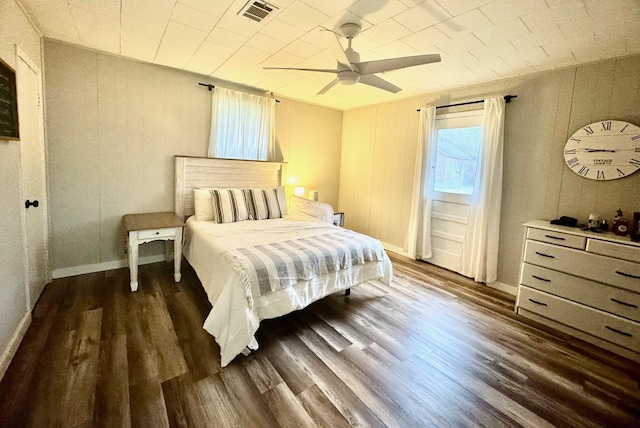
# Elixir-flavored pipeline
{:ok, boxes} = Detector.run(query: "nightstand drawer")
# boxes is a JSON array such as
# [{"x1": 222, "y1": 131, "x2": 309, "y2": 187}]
[
  {"x1": 138, "y1": 227, "x2": 177, "y2": 240},
  {"x1": 518, "y1": 286, "x2": 640, "y2": 353}
]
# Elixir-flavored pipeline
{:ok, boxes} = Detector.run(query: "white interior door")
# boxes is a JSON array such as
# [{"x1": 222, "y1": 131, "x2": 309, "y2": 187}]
[
  {"x1": 17, "y1": 47, "x2": 48, "y2": 309},
  {"x1": 428, "y1": 110, "x2": 483, "y2": 273}
]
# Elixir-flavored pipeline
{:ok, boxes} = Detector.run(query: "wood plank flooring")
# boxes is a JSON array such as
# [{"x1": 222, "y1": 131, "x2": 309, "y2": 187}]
[{"x1": 1, "y1": 253, "x2": 639, "y2": 427}]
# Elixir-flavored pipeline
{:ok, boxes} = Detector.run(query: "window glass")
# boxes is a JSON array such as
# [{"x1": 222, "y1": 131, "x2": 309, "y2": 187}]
[{"x1": 433, "y1": 126, "x2": 482, "y2": 195}]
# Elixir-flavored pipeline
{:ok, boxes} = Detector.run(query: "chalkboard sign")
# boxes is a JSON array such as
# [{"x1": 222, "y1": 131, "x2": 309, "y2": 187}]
[{"x1": 0, "y1": 57, "x2": 19, "y2": 140}]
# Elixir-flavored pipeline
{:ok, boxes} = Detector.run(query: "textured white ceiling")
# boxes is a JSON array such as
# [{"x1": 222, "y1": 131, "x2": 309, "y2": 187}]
[{"x1": 20, "y1": 0, "x2": 640, "y2": 110}]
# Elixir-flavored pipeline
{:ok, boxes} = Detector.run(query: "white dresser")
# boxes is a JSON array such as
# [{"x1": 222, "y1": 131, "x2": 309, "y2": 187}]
[{"x1": 516, "y1": 220, "x2": 640, "y2": 362}]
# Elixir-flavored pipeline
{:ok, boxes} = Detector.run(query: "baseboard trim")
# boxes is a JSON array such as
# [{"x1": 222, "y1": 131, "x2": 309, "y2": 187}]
[
  {"x1": 487, "y1": 280, "x2": 517, "y2": 295},
  {"x1": 52, "y1": 254, "x2": 167, "y2": 279},
  {"x1": 381, "y1": 244, "x2": 517, "y2": 296},
  {"x1": 381, "y1": 242, "x2": 408, "y2": 257},
  {"x1": 0, "y1": 311, "x2": 31, "y2": 382}
]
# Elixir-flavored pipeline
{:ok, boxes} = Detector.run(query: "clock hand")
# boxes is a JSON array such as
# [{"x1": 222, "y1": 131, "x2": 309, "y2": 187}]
[{"x1": 581, "y1": 148, "x2": 616, "y2": 153}]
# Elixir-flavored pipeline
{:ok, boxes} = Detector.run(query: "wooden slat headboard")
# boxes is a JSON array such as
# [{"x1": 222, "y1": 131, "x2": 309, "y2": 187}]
[{"x1": 175, "y1": 156, "x2": 283, "y2": 219}]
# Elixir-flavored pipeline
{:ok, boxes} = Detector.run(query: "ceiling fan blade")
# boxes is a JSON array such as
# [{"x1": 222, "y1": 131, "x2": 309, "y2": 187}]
[
  {"x1": 320, "y1": 29, "x2": 353, "y2": 71},
  {"x1": 317, "y1": 78, "x2": 340, "y2": 95},
  {"x1": 262, "y1": 66, "x2": 338, "y2": 73},
  {"x1": 359, "y1": 75, "x2": 401, "y2": 93},
  {"x1": 356, "y1": 54, "x2": 441, "y2": 75}
]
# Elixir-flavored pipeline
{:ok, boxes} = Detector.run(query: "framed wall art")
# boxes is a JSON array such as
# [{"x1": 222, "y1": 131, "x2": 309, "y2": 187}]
[{"x1": 0, "y1": 57, "x2": 19, "y2": 140}]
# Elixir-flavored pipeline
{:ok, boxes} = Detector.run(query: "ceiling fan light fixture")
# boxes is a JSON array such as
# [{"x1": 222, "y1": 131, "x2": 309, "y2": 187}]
[{"x1": 337, "y1": 70, "x2": 360, "y2": 85}]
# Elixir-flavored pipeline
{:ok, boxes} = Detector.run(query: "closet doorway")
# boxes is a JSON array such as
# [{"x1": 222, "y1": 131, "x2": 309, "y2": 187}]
[{"x1": 17, "y1": 47, "x2": 48, "y2": 310}]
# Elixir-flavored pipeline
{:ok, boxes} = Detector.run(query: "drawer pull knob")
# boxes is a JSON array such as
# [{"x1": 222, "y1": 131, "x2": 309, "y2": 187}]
[
  {"x1": 544, "y1": 234, "x2": 565, "y2": 240},
  {"x1": 532, "y1": 275, "x2": 551, "y2": 282},
  {"x1": 605, "y1": 326, "x2": 632, "y2": 337},
  {"x1": 610, "y1": 298, "x2": 638, "y2": 308},
  {"x1": 155, "y1": 231, "x2": 159, "y2": 235},
  {"x1": 528, "y1": 298, "x2": 548, "y2": 306},
  {"x1": 535, "y1": 251, "x2": 555, "y2": 259},
  {"x1": 615, "y1": 271, "x2": 640, "y2": 280}
]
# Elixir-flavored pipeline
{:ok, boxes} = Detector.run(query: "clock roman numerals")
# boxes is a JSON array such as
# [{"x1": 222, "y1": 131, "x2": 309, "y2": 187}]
[{"x1": 565, "y1": 121, "x2": 640, "y2": 180}]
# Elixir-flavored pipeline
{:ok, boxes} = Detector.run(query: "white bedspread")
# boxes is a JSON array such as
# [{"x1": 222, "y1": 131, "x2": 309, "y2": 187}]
[{"x1": 183, "y1": 213, "x2": 393, "y2": 366}]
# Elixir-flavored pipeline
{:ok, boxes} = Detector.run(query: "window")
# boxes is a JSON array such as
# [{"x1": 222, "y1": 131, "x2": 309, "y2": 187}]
[
  {"x1": 208, "y1": 87, "x2": 275, "y2": 161},
  {"x1": 431, "y1": 110, "x2": 483, "y2": 203}
]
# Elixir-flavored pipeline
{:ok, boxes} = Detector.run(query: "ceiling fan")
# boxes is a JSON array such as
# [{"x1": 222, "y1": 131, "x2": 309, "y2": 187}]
[{"x1": 263, "y1": 23, "x2": 441, "y2": 95}]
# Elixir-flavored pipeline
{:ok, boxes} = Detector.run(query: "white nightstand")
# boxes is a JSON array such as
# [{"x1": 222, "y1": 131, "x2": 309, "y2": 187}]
[{"x1": 123, "y1": 212, "x2": 185, "y2": 292}]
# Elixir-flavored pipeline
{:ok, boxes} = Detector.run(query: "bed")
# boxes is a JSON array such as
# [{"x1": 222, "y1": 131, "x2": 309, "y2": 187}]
[{"x1": 175, "y1": 156, "x2": 393, "y2": 366}]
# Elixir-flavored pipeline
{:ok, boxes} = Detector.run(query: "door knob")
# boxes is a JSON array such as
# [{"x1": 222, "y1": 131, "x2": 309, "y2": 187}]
[{"x1": 25, "y1": 199, "x2": 39, "y2": 209}]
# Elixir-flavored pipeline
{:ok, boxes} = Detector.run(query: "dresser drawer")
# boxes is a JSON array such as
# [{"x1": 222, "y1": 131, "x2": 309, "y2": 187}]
[
  {"x1": 524, "y1": 240, "x2": 640, "y2": 292},
  {"x1": 587, "y1": 238, "x2": 640, "y2": 263},
  {"x1": 518, "y1": 286, "x2": 640, "y2": 353},
  {"x1": 521, "y1": 263, "x2": 640, "y2": 322},
  {"x1": 526, "y1": 227, "x2": 586, "y2": 250},
  {"x1": 137, "y1": 227, "x2": 177, "y2": 240}
]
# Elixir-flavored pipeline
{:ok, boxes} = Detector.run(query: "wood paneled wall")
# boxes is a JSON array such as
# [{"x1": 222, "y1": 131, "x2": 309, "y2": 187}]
[
  {"x1": 275, "y1": 98, "x2": 343, "y2": 208},
  {"x1": 339, "y1": 55, "x2": 640, "y2": 291},
  {"x1": 44, "y1": 41, "x2": 342, "y2": 277}
]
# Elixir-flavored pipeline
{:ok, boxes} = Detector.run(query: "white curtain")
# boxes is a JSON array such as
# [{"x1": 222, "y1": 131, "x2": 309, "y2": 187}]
[
  {"x1": 459, "y1": 96, "x2": 505, "y2": 283},
  {"x1": 208, "y1": 87, "x2": 276, "y2": 161},
  {"x1": 406, "y1": 106, "x2": 436, "y2": 260}
]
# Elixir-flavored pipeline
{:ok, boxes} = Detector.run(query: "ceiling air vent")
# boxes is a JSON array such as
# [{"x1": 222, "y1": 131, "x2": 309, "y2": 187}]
[{"x1": 238, "y1": 1, "x2": 278, "y2": 23}]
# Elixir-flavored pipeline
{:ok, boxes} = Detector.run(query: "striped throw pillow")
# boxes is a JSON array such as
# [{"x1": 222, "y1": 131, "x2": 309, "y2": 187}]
[
  {"x1": 209, "y1": 189, "x2": 250, "y2": 223},
  {"x1": 245, "y1": 187, "x2": 288, "y2": 220}
]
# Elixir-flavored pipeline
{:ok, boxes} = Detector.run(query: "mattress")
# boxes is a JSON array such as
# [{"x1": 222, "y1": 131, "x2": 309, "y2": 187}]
[{"x1": 183, "y1": 213, "x2": 393, "y2": 366}]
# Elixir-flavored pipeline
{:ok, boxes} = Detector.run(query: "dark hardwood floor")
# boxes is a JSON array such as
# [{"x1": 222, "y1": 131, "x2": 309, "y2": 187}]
[{"x1": 1, "y1": 253, "x2": 639, "y2": 427}]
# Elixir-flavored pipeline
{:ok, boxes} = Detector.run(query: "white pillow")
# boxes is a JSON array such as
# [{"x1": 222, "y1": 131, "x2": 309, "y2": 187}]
[
  {"x1": 210, "y1": 189, "x2": 250, "y2": 223},
  {"x1": 193, "y1": 188, "x2": 215, "y2": 221},
  {"x1": 245, "y1": 187, "x2": 287, "y2": 220}
]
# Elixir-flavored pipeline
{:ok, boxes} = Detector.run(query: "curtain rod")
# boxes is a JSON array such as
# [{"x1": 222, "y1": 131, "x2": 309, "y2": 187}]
[
  {"x1": 198, "y1": 82, "x2": 280, "y2": 102},
  {"x1": 416, "y1": 94, "x2": 517, "y2": 112}
]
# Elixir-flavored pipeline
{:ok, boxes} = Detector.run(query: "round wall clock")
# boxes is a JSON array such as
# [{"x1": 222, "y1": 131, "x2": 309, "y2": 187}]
[{"x1": 563, "y1": 120, "x2": 640, "y2": 180}]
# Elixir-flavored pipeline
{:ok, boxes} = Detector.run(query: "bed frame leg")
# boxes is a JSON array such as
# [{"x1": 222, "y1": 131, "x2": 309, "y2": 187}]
[{"x1": 345, "y1": 288, "x2": 351, "y2": 296}]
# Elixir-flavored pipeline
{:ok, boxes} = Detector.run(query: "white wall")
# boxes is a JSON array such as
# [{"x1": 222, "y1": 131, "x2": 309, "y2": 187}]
[
  {"x1": 44, "y1": 41, "x2": 344, "y2": 276},
  {"x1": 0, "y1": 0, "x2": 42, "y2": 378},
  {"x1": 340, "y1": 55, "x2": 640, "y2": 291}
]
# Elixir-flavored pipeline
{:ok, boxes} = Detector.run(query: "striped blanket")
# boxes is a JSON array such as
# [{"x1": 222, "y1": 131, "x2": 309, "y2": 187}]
[{"x1": 222, "y1": 229, "x2": 387, "y2": 304}]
